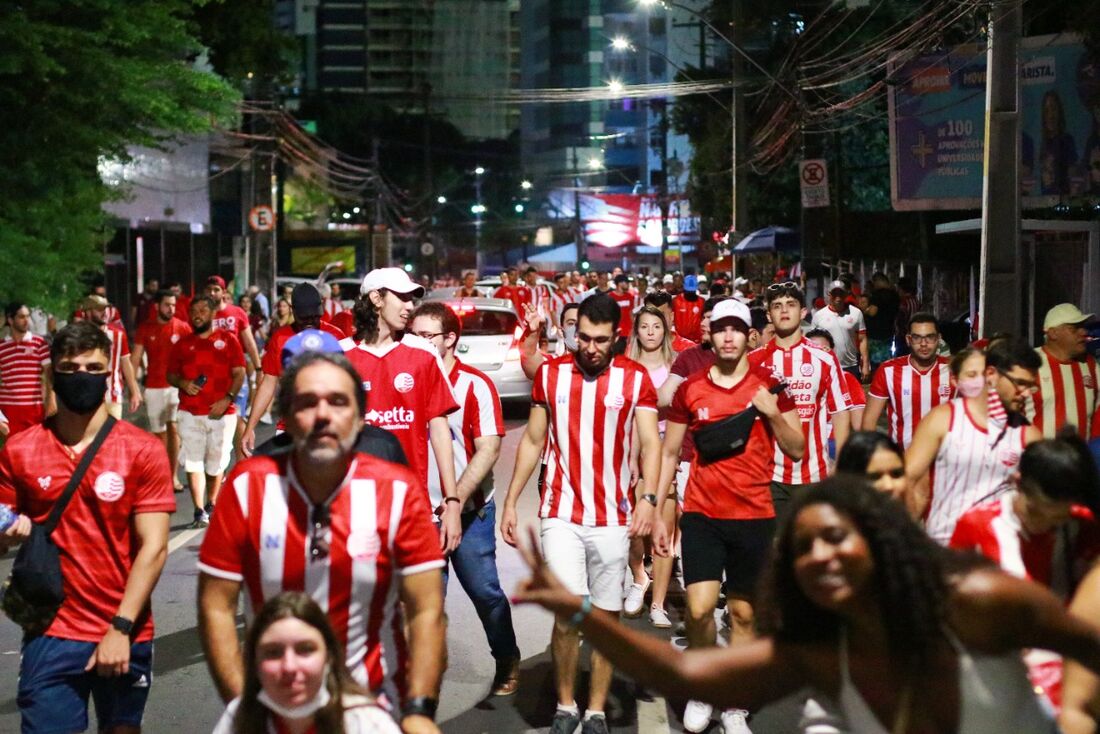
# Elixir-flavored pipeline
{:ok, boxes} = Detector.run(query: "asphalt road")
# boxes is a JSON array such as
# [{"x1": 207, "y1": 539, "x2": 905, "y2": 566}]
[{"x1": 0, "y1": 402, "x2": 806, "y2": 733}]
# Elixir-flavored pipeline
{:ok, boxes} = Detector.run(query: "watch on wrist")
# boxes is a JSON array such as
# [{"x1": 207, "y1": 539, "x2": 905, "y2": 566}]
[
  {"x1": 640, "y1": 493, "x2": 658, "y2": 507},
  {"x1": 402, "y1": 696, "x2": 438, "y2": 721},
  {"x1": 111, "y1": 615, "x2": 134, "y2": 636}
]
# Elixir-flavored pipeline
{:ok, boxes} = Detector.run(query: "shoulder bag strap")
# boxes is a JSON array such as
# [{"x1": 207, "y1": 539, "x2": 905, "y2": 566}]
[{"x1": 42, "y1": 416, "x2": 118, "y2": 535}]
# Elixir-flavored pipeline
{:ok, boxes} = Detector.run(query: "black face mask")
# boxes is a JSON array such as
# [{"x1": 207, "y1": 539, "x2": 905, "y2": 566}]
[{"x1": 53, "y1": 371, "x2": 108, "y2": 414}]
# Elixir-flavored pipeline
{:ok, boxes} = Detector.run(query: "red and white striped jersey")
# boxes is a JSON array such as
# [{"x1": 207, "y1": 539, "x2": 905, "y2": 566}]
[
  {"x1": 426, "y1": 359, "x2": 504, "y2": 512},
  {"x1": 1026, "y1": 347, "x2": 1100, "y2": 440},
  {"x1": 569, "y1": 285, "x2": 587, "y2": 301},
  {"x1": 0, "y1": 333, "x2": 50, "y2": 407},
  {"x1": 750, "y1": 338, "x2": 851, "y2": 484},
  {"x1": 532, "y1": 354, "x2": 658, "y2": 527},
  {"x1": 322, "y1": 296, "x2": 345, "y2": 320},
  {"x1": 926, "y1": 398, "x2": 1027, "y2": 544},
  {"x1": 197, "y1": 453, "x2": 445, "y2": 705},
  {"x1": 546, "y1": 289, "x2": 573, "y2": 326},
  {"x1": 102, "y1": 323, "x2": 131, "y2": 404},
  {"x1": 868, "y1": 355, "x2": 953, "y2": 450}
]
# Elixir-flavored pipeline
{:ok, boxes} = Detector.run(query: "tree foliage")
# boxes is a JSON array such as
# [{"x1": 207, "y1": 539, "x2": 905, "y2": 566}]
[{"x1": 0, "y1": 0, "x2": 239, "y2": 314}]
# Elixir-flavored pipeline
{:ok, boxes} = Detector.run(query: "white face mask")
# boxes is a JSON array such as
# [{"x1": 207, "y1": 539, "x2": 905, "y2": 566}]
[
  {"x1": 257, "y1": 677, "x2": 332, "y2": 721},
  {"x1": 956, "y1": 375, "x2": 985, "y2": 398},
  {"x1": 563, "y1": 324, "x2": 578, "y2": 353}
]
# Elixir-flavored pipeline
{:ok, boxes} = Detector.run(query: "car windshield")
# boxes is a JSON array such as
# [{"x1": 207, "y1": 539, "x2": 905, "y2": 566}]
[{"x1": 456, "y1": 308, "x2": 517, "y2": 336}]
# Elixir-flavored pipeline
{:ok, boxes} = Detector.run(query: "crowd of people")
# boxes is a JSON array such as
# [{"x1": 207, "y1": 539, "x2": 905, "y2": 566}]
[{"x1": 0, "y1": 261, "x2": 1097, "y2": 734}]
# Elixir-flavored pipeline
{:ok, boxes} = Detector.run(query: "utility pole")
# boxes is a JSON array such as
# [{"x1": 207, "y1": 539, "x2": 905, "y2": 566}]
[
  {"x1": 729, "y1": 0, "x2": 747, "y2": 238},
  {"x1": 978, "y1": 0, "x2": 1023, "y2": 338},
  {"x1": 572, "y1": 146, "x2": 585, "y2": 270}
]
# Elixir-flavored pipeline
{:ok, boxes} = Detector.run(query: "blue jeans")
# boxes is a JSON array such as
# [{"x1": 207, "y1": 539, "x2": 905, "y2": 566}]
[{"x1": 442, "y1": 500, "x2": 520, "y2": 661}]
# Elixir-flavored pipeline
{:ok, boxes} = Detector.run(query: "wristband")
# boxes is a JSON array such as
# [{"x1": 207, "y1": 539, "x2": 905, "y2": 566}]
[
  {"x1": 402, "y1": 696, "x2": 438, "y2": 721},
  {"x1": 444, "y1": 497, "x2": 461, "y2": 505},
  {"x1": 566, "y1": 596, "x2": 592, "y2": 628},
  {"x1": 640, "y1": 493, "x2": 658, "y2": 507}
]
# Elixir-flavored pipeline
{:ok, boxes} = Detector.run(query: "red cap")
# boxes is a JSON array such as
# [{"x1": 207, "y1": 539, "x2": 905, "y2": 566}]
[{"x1": 206, "y1": 275, "x2": 227, "y2": 289}]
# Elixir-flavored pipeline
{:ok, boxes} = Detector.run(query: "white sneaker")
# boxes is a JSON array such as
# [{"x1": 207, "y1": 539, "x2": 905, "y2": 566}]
[
  {"x1": 623, "y1": 574, "x2": 650, "y2": 617},
  {"x1": 649, "y1": 604, "x2": 671, "y2": 629},
  {"x1": 721, "y1": 709, "x2": 752, "y2": 734},
  {"x1": 682, "y1": 700, "x2": 713, "y2": 733}
]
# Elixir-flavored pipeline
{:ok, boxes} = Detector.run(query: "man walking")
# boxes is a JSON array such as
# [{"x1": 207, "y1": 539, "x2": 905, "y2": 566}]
[
  {"x1": 811, "y1": 279, "x2": 869, "y2": 381},
  {"x1": 1027, "y1": 303, "x2": 1099, "y2": 440},
  {"x1": 82, "y1": 294, "x2": 142, "y2": 419},
  {"x1": 502, "y1": 294, "x2": 661, "y2": 734},
  {"x1": 0, "y1": 303, "x2": 52, "y2": 436},
  {"x1": 167, "y1": 297, "x2": 245, "y2": 527},
  {"x1": 410, "y1": 302, "x2": 522, "y2": 697},
  {"x1": 132, "y1": 290, "x2": 191, "y2": 491},
  {"x1": 0, "y1": 322, "x2": 174, "y2": 734}
]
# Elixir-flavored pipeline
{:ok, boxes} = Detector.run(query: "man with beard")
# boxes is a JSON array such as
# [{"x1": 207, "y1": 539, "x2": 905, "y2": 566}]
[
  {"x1": 862, "y1": 313, "x2": 952, "y2": 449},
  {"x1": 240, "y1": 283, "x2": 346, "y2": 456},
  {"x1": 501, "y1": 294, "x2": 661, "y2": 734},
  {"x1": 167, "y1": 297, "x2": 246, "y2": 527},
  {"x1": 654, "y1": 299, "x2": 803, "y2": 734},
  {"x1": 197, "y1": 352, "x2": 446, "y2": 733},
  {"x1": 0, "y1": 322, "x2": 174, "y2": 734},
  {"x1": 81, "y1": 294, "x2": 142, "y2": 419}
]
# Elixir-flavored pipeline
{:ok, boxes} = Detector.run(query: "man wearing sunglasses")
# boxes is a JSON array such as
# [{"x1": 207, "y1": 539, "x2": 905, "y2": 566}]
[
  {"x1": 198, "y1": 352, "x2": 446, "y2": 733},
  {"x1": 906, "y1": 339, "x2": 1043, "y2": 544}
]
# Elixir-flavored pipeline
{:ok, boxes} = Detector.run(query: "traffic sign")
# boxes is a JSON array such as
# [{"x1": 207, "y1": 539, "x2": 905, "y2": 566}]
[
  {"x1": 249, "y1": 205, "x2": 276, "y2": 232},
  {"x1": 799, "y1": 159, "x2": 830, "y2": 208}
]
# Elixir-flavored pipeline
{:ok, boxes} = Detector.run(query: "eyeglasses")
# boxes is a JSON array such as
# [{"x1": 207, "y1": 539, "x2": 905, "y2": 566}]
[
  {"x1": 766, "y1": 281, "x2": 799, "y2": 293},
  {"x1": 309, "y1": 505, "x2": 330, "y2": 562},
  {"x1": 414, "y1": 331, "x2": 444, "y2": 340},
  {"x1": 997, "y1": 369, "x2": 1038, "y2": 393},
  {"x1": 907, "y1": 333, "x2": 939, "y2": 343}
]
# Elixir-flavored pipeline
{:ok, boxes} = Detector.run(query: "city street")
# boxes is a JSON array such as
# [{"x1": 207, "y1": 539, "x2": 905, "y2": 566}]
[{"x1": 0, "y1": 404, "x2": 803, "y2": 733}]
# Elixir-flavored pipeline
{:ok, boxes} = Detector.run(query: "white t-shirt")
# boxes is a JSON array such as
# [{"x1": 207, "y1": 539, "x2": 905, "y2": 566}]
[
  {"x1": 811, "y1": 305, "x2": 866, "y2": 369},
  {"x1": 213, "y1": 694, "x2": 401, "y2": 734}
]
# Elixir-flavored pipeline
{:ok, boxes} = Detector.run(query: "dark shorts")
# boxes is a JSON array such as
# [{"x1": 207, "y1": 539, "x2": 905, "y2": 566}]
[
  {"x1": 18, "y1": 635, "x2": 153, "y2": 734},
  {"x1": 679, "y1": 512, "x2": 776, "y2": 598},
  {"x1": 769, "y1": 480, "x2": 802, "y2": 528}
]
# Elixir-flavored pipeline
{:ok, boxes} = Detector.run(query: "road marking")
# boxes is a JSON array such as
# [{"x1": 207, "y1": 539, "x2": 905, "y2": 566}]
[
  {"x1": 167, "y1": 527, "x2": 205, "y2": 554},
  {"x1": 638, "y1": 696, "x2": 672, "y2": 734}
]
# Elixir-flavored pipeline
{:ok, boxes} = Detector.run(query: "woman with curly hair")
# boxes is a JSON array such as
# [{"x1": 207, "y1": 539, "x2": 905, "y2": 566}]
[
  {"x1": 213, "y1": 591, "x2": 398, "y2": 734},
  {"x1": 513, "y1": 476, "x2": 1100, "y2": 732}
]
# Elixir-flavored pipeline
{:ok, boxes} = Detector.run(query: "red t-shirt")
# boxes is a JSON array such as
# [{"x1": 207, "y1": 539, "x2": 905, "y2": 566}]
[
  {"x1": 672, "y1": 334, "x2": 697, "y2": 353},
  {"x1": 0, "y1": 421, "x2": 175, "y2": 642},
  {"x1": 168, "y1": 332, "x2": 245, "y2": 415},
  {"x1": 214, "y1": 304, "x2": 251, "y2": 343},
  {"x1": 197, "y1": 453, "x2": 444, "y2": 701},
  {"x1": 672, "y1": 294, "x2": 704, "y2": 343},
  {"x1": 134, "y1": 317, "x2": 192, "y2": 389},
  {"x1": 668, "y1": 364, "x2": 795, "y2": 519},
  {"x1": 174, "y1": 294, "x2": 192, "y2": 322},
  {"x1": 670, "y1": 345, "x2": 717, "y2": 463},
  {"x1": 340, "y1": 335, "x2": 459, "y2": 485},
  {"x1": 331, "y1": 310, "x2": 356, "y2": 338},
  {"x1": 260, "y1": 322, "x2": 348, "y2": 378},
  {"x1": 609, "y1": 290, "x2": 636, "y2": 337}
]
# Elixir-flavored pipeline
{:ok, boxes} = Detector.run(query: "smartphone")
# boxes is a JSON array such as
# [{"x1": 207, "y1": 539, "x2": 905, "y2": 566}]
[{"x1": 193, "y1": 374, "x2": 208, "y2": 388}]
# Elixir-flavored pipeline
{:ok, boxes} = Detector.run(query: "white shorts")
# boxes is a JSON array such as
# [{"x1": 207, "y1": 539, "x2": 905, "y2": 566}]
[
  {"x1": 540, "y1": 518, "x2": 629, "y2": 612},
  {"x1": 675, "y1": 460, "x2": 691, "y2": 506},
  {"x1": 145, "y1": 387, "x2": 180, "y2": 433},
  {"x1": 178, "y1": 411, "x2": 235, "y2": 476}
]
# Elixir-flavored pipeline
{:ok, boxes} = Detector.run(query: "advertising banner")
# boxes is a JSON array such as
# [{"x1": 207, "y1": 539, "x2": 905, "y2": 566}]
[
  {"x1": 545, "y1": 191, "x2": 700, "y2": 248},
  {"x1": 889, "y1": 34, "x2": 1100, "y2": 210}
]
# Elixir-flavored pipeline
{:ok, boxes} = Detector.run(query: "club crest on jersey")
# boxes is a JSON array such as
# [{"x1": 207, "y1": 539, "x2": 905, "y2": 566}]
[
  {"x1": 939, "y1": 385, "x2": 952, "y2": 398},
  {"x1": 1000, "y1": 449, "x2": 1021, "y2": 468},
  {"x1": 93, "y1": 471, "x2": 125, "y2": 502},
  {"x1": 604, "y1": 393, "x2": 625, "y2": 410},
  {"x1": 393, "y1": 372, "x2": 415, "y2": 393},
  {"x1": 37, "y1": 476, "x2": 51, "y2": 491},
  {"x1": 213, "y1": 339, "x2": 226, "y2": 350},
  {"x1": 170, "y1": 334, "x2": 180, "y2": 344},
  {"x1": 800, "y1": 363, "x2": 814, "y2": 377},
  {"x1": 347, "y1": 530, "x2": 382, "y2": 561}
]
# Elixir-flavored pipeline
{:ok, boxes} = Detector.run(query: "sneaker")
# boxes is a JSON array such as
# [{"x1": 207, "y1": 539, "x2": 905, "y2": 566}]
[
  {"x1": 191, "y1": 510, "x2": 210, "y2": 529},
  {"x1": 623, "y1": 573, "x2": 650, "y2": 617},
  {"x1": 649, "y1": 604, "x2": 672, "y2": 629},
  {"x1": 721, "y1": 709, "x2": 752, "y2": 734},
  {"x1": 204, "y1": 502, "x2": 214, "y2": 517},
  {"x1": 490, "y1": 657, "x2": 520, "y2": 696},
  {"x1": 580, "y1": 714, "x2": 610, "y2": 734},
  {"x1": 550, "y1": 709, "x2": 581, "y2": 734},
  {"x1": 683, "y1": 699, "x2": 713, "y2": 733}
]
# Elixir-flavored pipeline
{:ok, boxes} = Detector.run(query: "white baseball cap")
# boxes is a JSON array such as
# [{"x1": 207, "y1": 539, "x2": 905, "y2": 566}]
[
  {"x1": 360, "y1": 267, "x2": 425, "y2": 297},
  {"x1": 1043, "y1": 303, "x2": 1095, "y2": 330},
  {"x1": 708, "y1": 299, "x2": 752, "y2": 329},
  {"x1": 662, "y1": 274, "x2": 674, "y2": 284},
  {"x1": 828, "y1": 279, "x2": 847, "y2": 294}
]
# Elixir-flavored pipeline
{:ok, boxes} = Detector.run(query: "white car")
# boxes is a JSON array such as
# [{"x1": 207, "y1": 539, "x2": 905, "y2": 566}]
[{"x1": 421, "y1": 295, "x2": 532, "y2": 400}]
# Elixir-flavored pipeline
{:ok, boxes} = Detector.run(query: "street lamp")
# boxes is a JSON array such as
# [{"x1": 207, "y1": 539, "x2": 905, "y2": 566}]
[
  {"x1": 474, "y1": 166, "x2": 485, "y2": 175},
  {"x1": 436, "y1": 195, "x2": 447, "y2": 204},
  {"x1": 587, "y1": 156, "x2": 604, "y2": 170},
  {"x1": 520, "y1": 179, "x2": 533, "y2": 190},
  {"x1": 607, "y1": 79, "x2": 624, "y2": 95},
  {"x1": 610, "y1": 36, "x2": 633, "y2": 51}
]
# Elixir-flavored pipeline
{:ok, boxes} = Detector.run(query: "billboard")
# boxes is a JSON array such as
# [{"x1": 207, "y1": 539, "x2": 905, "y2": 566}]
[
  {"x1": 889, "y1": 34, "x2": 1100, "y2": 210},
  {"x1": 544, "y1": 191, "x2": 700, "y2": 248}
]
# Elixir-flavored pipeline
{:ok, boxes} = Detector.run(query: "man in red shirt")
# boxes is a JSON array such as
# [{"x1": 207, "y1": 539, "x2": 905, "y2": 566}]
[
  {"x1": 132, "y1": 290, "x2": 192, "y2": 491},
  {"x1": 203, "y1": 275, "x2": 262, "y2": 385},
  {"x1": 167, "y1": 296, "x2": 245, "y2": 527},
  {"x1": 0, "y1": 322, "x2": 174, "y2": 734},
  {"x1": 197, "y1": 352, "x2": 446, "y2": 724},
  {"x1": 656, "y1": 298, "x2": 804, "y2": 733},
  {"x1": 609, "y1": 274, "x2": 636, "y2": 340},
  {"x1": 672, "y1": 274, "x2": 704, "y2": 343},
  {"x1": 240, "y1": 283, "x2": 345, "y2": 456},
  {"x1": 0, "y1": 303, "x2": 52, "y2": 437},
  {"x1": 82, "y1": 295, "x2": 142, "y2": 419},
  {"x1": 502, "y1": 294, "x2": 661, "y2": 734},
  {"x1": 166, "y1": 281, "x2": 192, "y2": 322}
]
